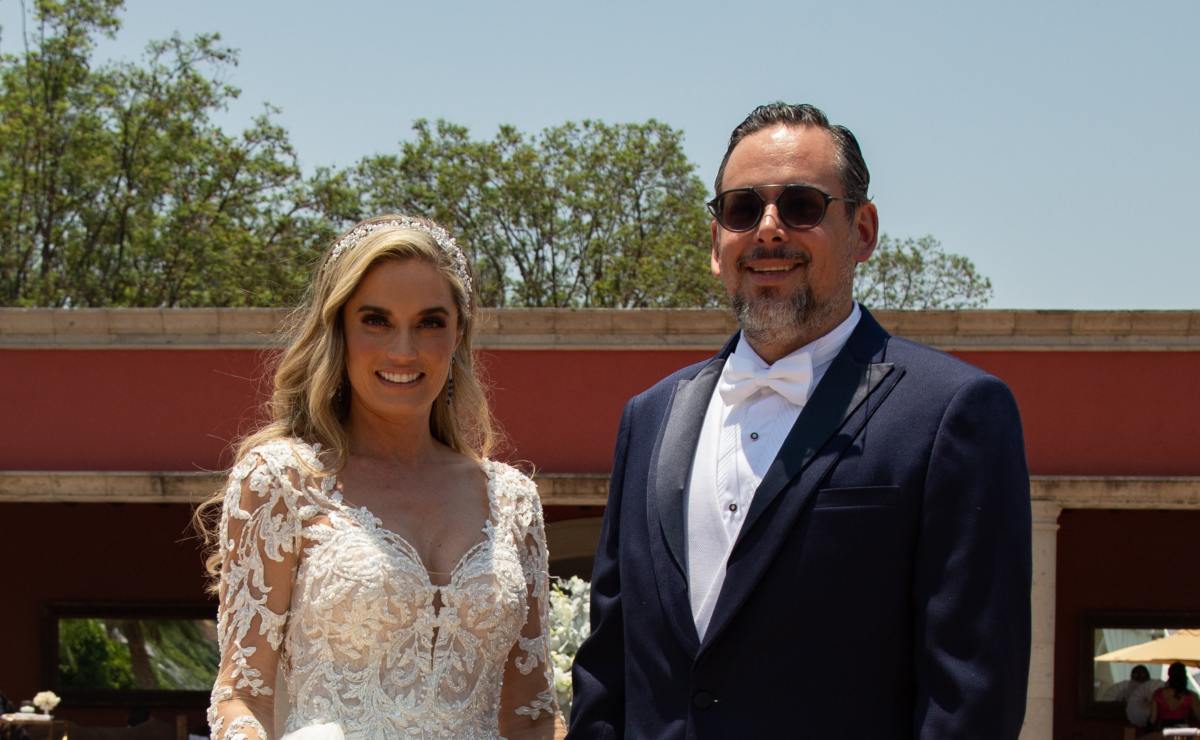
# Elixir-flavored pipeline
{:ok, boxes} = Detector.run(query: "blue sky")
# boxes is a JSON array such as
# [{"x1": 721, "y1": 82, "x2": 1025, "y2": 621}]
[{"x1": 2, "y1": 0, "x2": 1197, "y2": 309}]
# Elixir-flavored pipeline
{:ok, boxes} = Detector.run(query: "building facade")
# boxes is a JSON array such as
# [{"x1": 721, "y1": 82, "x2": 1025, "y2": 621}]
[{"x1": 2, "y1": 308, "x2": 1198, "y2": 739}]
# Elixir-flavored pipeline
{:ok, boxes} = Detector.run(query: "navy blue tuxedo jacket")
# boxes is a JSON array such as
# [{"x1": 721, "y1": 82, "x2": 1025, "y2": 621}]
[{"x1": 569, "y1": 308, "x2": 1031, "y2": 740}]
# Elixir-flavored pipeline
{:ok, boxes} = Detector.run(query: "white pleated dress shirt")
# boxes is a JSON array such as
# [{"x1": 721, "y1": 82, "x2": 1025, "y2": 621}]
[{"x1": 686, "y1": 303, "x2": 862, "y2": 639}]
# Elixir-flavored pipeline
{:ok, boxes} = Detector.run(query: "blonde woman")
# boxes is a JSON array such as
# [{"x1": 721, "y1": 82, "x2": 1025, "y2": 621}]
[{"x1": 197, "y1": 216, "x2": 562, "y2": 739}]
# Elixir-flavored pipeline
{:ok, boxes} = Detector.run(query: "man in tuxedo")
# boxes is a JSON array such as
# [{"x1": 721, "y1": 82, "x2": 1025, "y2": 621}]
[{"x1": 569, "y1": 103, "x2": 1032, "y2": 739}]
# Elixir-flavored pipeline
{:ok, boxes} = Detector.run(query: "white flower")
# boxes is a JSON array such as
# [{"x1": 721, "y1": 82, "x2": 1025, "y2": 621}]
[
  {"x1": 548, "y1": 576, "x2": 591, "y2": 720},
  {"x1": 33, "y1": 691, "x2": 60, "y2": 713}
]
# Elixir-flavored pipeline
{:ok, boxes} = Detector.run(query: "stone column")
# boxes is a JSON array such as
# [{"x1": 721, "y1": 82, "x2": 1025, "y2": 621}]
[{"x1": 1020, "y1": 501, "x2": 1062, "y2": 740}]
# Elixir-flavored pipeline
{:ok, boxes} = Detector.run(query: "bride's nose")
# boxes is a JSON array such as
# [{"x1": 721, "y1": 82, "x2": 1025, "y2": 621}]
[{"x1": 385, "y1": 328, "x2": 419, "y2": 361}]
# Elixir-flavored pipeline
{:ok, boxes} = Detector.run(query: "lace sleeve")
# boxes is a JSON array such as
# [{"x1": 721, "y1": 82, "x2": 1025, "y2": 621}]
[
  {"x1": 498, "y1": 474, "x2": 562, "y2": 738},
  {"x1": 208, "y1": 442, "x2": 315, "y2": 740}
]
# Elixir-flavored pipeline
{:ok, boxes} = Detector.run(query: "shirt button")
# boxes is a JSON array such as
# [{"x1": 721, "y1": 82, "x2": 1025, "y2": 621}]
[
  {"x1": 728, "y1": 503, "x2": 738, "y2": 513},
  {"x1": 749, "y1": 432, "x2": 759, "y2": 440}
]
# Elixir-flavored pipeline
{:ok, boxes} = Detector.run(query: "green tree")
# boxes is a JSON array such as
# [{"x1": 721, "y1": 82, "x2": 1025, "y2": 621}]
[
  {"x1": 58, "y1": 617, "x2": 135, "y2": 690},
  {"x1": 855, "y1": 234, "x2": 993, "y2": 309},
  {"x1": 348, "y1": 118, "x2": 721, "y2": 308},
  {"x1": 0, "y1": 3, "x2": 992, "y2": 310},
  {"x1": 0, "y1": 0, "x2": 332, "y2": 307}
]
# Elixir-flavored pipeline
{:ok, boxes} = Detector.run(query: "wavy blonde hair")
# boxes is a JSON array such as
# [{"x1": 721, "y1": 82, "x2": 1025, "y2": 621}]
[{"x1": 195, "y1": 214, "x2": 496, "y2": 582}]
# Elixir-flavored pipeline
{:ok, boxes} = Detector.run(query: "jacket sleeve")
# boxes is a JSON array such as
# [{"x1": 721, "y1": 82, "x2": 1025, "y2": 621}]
[
  {"x1": 912, "y1": 375, "x2": 1032, "y2": 739},
  {"x1": 567, "y1": 398, "x2": 635, "y2": 739}
]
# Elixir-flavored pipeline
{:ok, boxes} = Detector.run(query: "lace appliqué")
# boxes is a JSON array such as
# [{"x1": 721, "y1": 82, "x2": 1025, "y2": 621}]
[{"x1": 208, "y1": 439, "x2": 559, "y2": 739}]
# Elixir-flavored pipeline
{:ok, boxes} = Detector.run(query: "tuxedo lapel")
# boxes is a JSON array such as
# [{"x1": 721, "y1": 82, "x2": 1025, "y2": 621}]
[
  {"x1": 739, "y1": 337, "x2": 891, "y2": 537},
  {"x1": 699, "y1": 310, "x2": 901, "y2": 651},
  {"x1": 645, "y1": 334, "x2": 737, "y2": 654},
  {"x1": 650, "y1": 362, "x2": 723, "y2": 576}
]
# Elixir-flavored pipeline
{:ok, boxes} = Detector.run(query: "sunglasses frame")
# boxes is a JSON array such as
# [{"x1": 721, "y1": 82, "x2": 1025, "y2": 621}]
[{"x1": 706, "y1": 183, "x2": 858, "y2": 233}]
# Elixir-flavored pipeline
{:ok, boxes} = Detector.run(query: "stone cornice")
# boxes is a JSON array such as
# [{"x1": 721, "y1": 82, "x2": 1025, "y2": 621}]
[
  {"x1": 1, "y1": 308, "x2": 1199, "y2": 351},
  {"x1": 0, "y1": 470, "x2": 610, "y2": 506},
  {"x1": 1, "y1": 471, "x2": 1196, "y2": 508}
]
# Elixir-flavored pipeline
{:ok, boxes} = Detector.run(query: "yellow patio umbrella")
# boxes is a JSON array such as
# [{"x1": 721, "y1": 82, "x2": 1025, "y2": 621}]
[{"x1": 1095, "y1": 630, "x2": 1200, "y2": 669}]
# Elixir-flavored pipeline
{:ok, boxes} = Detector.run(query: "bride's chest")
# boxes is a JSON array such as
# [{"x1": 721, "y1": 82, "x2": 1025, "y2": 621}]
[{"x1": 288, "y1": 517, "x2": 529, "y2": 632}]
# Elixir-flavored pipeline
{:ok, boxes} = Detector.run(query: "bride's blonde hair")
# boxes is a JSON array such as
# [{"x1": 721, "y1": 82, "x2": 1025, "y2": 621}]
[{"x1": 194, "y1": 215, "x2": 495, "y2": 582}]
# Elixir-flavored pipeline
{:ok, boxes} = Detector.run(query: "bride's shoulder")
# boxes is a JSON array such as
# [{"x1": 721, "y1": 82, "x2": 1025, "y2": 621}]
[
  {"x1": 482, "y1": 459, "x2": 541, "y2": 509},
  {"x1": 482, "y1": 458, "x2": 536, "y2": 490},
  {"x1": 228, "y1": 437, "x2": 330, "y2": 493}
]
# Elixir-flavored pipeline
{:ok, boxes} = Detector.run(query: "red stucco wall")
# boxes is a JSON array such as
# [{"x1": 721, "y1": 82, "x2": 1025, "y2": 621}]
[
  {"x1": 3, "y1": 348, "x2": 1199, "y2": 475},
  {"x1": 1052, "y1": 509, "x2": 1200, "y2": 740},
  {"x1": 0, "y1": 503, "x2": 209, "y2": 727}
]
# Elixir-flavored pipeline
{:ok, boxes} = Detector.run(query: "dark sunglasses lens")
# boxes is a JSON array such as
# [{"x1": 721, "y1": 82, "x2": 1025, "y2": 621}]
[
  {"x1": 777, "y1": 187, "x2": 827, "y2": 228},
  {"x1": 718, "y1": 192, "x2": 764, "y2": 231}
]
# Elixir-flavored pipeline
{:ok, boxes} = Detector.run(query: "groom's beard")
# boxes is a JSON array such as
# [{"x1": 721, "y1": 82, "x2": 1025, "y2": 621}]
[
  {"x1": 729, "y1": 245, "x2": 846, "y2": 347},
  {"x1": 733, "y1": 287, "x2": 813, "y2": 347}
]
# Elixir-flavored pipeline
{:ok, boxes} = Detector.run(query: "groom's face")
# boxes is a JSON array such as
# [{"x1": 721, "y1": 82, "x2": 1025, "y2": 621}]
[{"x1": 710, "y1": 124, "x2": 876, "y2": 350}]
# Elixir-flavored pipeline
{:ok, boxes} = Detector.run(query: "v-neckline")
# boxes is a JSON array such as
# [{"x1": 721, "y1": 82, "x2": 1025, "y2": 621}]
[{"x1": 331, "y1": 459, "x2": 498, "y2": 589}]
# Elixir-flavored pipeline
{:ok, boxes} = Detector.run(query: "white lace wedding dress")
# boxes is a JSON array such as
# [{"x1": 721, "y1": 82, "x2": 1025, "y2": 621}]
[{"x1": 207, "y1": 438, "x2": 558, "y2": 740}]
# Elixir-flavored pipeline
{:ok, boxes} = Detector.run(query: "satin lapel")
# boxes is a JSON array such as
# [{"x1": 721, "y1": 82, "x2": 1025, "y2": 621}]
[
  {"x1": 699, "y1": 311, "x2": 900, "y2": 651},
  {"x1": 649, "y1": 359, "x2": 725, "y2": 578},
  {"x1": 739, "y1": 350, "x2": 891, "y2": 538},
  {"x1": 645, "y1": 335, "x2": 736, "y2": 655}
]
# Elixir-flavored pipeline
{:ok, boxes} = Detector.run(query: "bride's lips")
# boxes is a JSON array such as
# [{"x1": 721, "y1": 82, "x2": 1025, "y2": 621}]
[{"x1": 376, "y1": 370, "x2": 423, "y2": 386}]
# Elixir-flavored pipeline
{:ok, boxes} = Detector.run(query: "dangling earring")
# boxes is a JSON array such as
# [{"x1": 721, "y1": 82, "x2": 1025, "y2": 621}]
[{"x1": 446, "y1": 363, "x2": 455, "y2": 406}]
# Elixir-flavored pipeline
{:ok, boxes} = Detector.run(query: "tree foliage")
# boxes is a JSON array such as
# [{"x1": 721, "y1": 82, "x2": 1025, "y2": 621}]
[
  {"x1": 57, "y1": 617, "x2": 218, "y2": 691},
  {"x1": 0, "y1": 0, "x2": 332, "y2": 307},
  {"x1": 0, "y1": 1, "x2": 991, "y2": 310},
  {"x1": 856, "y1": 234, "x2": 993, "y2": 309},
  {"x1": 349, "y1": 118, "x2": 720, "y2": 308}
]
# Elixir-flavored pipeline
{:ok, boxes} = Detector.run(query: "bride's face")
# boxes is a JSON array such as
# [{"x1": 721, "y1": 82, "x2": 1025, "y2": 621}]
[{"x1": 341, "y1": 258, "x2": 460, "y2": 425}]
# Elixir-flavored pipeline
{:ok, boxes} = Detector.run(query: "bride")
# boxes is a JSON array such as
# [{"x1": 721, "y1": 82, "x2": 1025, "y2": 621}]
[{"x1": 197, "y1": 216, "x2": 562, "y2": 739}]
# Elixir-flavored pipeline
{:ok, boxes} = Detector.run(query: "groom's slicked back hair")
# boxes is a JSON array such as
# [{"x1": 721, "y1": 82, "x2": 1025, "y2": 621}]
[{"x1": 713, "y1": 102, "x2": 871, "y2": 215}]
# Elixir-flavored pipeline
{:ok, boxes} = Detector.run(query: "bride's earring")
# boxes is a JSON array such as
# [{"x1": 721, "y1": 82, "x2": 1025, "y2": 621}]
[{"x1": 446, "y1": 363, "x2": 455, "y2": 406}]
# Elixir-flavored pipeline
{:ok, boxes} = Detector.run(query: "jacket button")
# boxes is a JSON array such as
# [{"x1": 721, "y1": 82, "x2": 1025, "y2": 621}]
[{"x1": 692, "y1": 690, "x2": 715, "y2": 709}]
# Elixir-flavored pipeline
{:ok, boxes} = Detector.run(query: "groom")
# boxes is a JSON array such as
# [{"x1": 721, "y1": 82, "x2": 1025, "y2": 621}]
[{"x1": 569, "y1": 103, "x2": 1032, "y2": 739}]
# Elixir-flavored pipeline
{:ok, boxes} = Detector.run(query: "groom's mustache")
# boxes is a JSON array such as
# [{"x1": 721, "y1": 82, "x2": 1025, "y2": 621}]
[{"x1": 735, "y1": 245, "x2": 812, "y2": 269}]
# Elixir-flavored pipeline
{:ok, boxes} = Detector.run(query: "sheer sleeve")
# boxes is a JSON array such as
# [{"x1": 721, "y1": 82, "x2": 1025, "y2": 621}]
[
  {"x1": 498, "y1": 475, "x2": 563, "y2": 739},
  {"x1": 208, "y1": 441, "x2": 316, "y2": 740}
]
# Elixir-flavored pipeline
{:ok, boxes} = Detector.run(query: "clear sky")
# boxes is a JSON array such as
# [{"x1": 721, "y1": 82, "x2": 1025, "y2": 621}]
[{"x1": 2, "y1": 0, "x2": 1197, "y2": 309}]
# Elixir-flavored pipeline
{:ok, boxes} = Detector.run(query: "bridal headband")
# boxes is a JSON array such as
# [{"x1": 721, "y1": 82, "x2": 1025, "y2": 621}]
[{"x1": 327, "y1": 219, "x2": 473, "y2": 313}]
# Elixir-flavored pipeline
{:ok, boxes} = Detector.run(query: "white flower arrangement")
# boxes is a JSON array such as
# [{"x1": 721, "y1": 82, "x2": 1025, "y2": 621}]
[
  {"x1": 547, "y1": 576, "x2": 591, "y2": 720},
  {"x1": 32, "y1": 690, "x2": 60, "y2": 714}
]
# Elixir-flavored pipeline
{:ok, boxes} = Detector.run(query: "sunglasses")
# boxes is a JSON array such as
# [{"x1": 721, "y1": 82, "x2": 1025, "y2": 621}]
[{"x1": 706, "y1": 184, "x2": 857, "y2": 233}]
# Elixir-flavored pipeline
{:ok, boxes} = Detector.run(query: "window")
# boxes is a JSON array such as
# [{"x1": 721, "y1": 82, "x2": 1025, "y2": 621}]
[
  {"x1": 43, "y1": 602, "x2": 217, "y2": 708},
  {"x1": 1079, "y1": 610, "x2": 1200, "y2": 721}
]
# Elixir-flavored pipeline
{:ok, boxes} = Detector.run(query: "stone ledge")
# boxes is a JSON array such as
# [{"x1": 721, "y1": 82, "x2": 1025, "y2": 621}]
[
  {"x1": 0, "y1": 470, "x2": 611, "y2": 506},
  {"x1": 2, "y1": 308, "x2": 1199, "y2": 350},
  {"x1": 1029, "y1": 476, "x2": 1200, "y2": 509},
  {"x1": 3, "y1": 471, "x2": 1198, "y2": 508}
]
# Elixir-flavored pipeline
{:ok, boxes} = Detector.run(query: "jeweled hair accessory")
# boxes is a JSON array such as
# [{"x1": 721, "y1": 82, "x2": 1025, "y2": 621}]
[{"x1": 327, "y1": 219, "x2": 473, "y2": 312}]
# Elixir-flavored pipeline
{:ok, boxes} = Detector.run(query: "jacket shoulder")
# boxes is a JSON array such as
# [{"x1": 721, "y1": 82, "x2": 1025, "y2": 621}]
[
  {"x1": 629, "y1": 356, "x2": 715, "y2": 404},
  {"x1": 886, "y1": 336, "x2": 1012, "y2": 395}
]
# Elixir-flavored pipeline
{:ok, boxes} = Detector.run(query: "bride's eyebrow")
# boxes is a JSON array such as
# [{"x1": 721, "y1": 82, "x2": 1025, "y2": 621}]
[{"x1": 355, "y1": 305, "x2": 451, "y2": 317}]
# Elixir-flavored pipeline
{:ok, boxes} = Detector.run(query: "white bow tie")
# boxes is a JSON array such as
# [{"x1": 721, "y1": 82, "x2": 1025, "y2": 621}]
[{"x1": 717, "y1": 350, "x2": 814, "y2": 407}]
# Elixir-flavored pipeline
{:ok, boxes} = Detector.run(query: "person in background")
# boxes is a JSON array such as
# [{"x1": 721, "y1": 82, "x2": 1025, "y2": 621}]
[
  {"x1": 1151, "y1": 662, "x2": 1200, "y2": 731},
  {"x1": 1124, "y1": 664, "x2": 1156, "y2": 734}
]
